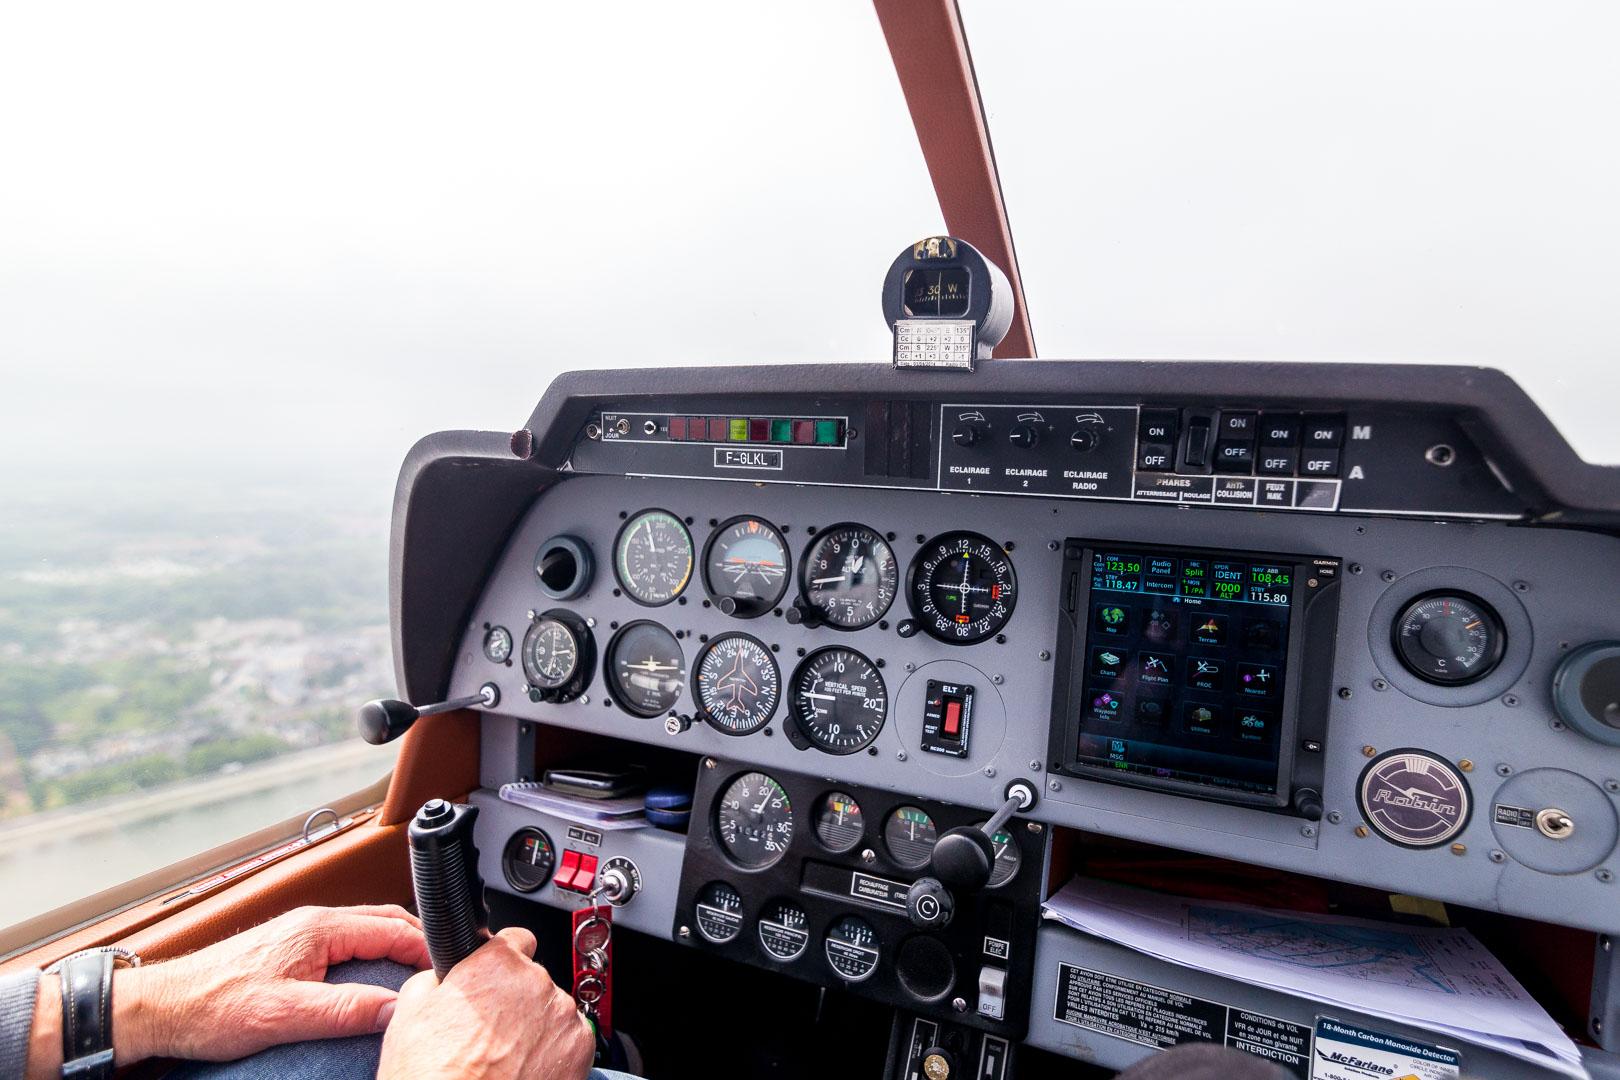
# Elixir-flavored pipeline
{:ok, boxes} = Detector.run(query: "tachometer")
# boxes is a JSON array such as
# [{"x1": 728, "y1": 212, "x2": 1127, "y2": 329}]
[
  {"x1": 715, "y1": 771, "x2": 794, "y2": 869},
  {"x1": 799, "y1": 524, "x2": 898, "y2": 630},
  {"x1": 789, "y1": 647, "x2": 887, "y2": 754},
  {"x1": 907, "y1": 531, "x2": 1017, "y2": 644},
  {"x1": 1393, "y1": 592, "x2": 1506, "y2": 685},
  {"x1": 614, "y1": 509, "x2": 694, "y2": 606},
  {"x1": 605, "y1": 621, "x2": 685, "y2": 717},
  {"x1": 693, "y1": 634, "x2": 781, "y2": 736},
  {"x1": 883, "y1": 806, "x2": 937, "y2": 870},
  {"x1": 704, "y1": 516, "x2": 790, "y2": 618}
]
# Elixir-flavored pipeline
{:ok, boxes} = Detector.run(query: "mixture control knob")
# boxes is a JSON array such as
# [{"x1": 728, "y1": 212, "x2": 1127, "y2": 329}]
[
  {"x1": 951, "y1": 423, "x2": 985, "y2": 448},
  {"x1": 1008, "y1": 423, "x2": 1040, "y2": 449},
  {"x1": 905, "y1": 877, "x2": 955, "y2": 929},
  {"x1": 1069, "y1": 427, "x2": 1101, "y2": 452}
]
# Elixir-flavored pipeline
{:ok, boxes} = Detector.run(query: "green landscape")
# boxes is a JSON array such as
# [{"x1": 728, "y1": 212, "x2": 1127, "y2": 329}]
[{"x1": 0, "y1": 474, "x2": 396, "y2": 821}]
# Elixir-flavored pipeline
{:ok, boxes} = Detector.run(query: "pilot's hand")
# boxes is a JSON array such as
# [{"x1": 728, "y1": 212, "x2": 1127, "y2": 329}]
[
  {"x1": 377, "y1": 926, "x2": 596, "y2": 1080},
  {"x1": 114, "y1": 903, "x2": 430, "y2": 1064}
]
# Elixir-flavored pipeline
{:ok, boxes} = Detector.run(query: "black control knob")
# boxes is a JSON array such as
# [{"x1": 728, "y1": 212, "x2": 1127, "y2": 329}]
[
  {"x1": 1008, "y1": 423, "x2": 1040, "y2": 449},
  {"x1": 358, "y1": 684, "x2": 498, "y2": 745},
  {"x1": 1292, "y1": 787, "x2": 1324, "y2": 822},
  {"x1": 784, "y1": 601, "x2": 823, "y2": 629},
  {"x1": 905, "y1": 877, "x2": 955, "y2": 929},
  {"x1": 931, "y1": 829, "x2": 995, "y2": 892},
  {"x1": 1069, "y1": 428, "x2": 1101, "y2": 452},
  {"x1": 951, "y1": 423, "x2": 985, "y2": 448}
]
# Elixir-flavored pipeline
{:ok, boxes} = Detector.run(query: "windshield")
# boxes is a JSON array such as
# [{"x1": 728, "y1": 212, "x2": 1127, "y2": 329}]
[
  {"x1": 0, "y1": 1, "x2": 939, "y2": 932},
  {"x1": 962, "y1": 1, "x2": 1620, "y2": 463}
]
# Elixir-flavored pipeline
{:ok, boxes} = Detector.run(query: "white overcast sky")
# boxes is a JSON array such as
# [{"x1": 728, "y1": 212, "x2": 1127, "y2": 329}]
[{"x1": 2, "y1": 0, "x2": 1617, "y2": 503}]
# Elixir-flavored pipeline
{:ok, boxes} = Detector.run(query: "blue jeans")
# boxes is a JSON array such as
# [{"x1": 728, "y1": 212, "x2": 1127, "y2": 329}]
[{"x1": 166, "y1": 960, "x2": 638, "y2": 1080}]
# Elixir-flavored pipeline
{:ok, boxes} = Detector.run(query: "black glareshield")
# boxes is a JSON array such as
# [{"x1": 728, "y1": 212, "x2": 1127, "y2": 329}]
[{"x1": 409, "y1": 799, "x2": 487, "y2": 978}]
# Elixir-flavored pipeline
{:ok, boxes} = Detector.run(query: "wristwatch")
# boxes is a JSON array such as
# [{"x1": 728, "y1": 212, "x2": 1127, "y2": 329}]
[{"x1": 44, "y1": 947, "x2": 141, "y2": 1079}]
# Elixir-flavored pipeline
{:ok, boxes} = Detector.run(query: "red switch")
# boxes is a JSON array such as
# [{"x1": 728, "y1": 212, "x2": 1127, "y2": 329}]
[
  {"x1": 573, "y1": 853, "x2": 599, "y2": 894},
  {"x1": 668, "y1": 416, "x2": 687, "y2": 440},
  {"x1": 707, "y1": 418, "x2": 729, "y2": 441},
  {"x1": 555, "y1": 850, "x2": 582, "y2": 891},
  {"x1": 792, "y1": 420, "x2": 815, "y2": 444},
  {"x1": 943, "y1": 699, "x2": 962, "y2": 737}
]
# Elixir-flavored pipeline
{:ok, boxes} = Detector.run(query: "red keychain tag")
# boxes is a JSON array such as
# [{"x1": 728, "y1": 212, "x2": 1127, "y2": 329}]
[{"x1": 571, "y1": 902, "x2": 613, "y2": 1040}]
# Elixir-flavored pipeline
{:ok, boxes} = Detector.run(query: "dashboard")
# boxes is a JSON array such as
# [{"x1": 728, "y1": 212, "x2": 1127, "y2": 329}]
[{"x1": 388, "y1": 358, "x2": 1620, "y2": 1072}]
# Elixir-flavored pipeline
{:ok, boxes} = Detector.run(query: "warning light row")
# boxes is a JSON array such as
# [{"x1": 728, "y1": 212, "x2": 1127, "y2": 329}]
[{"x1": 666, "y1": 416, "x2": 843, "y2": 446}]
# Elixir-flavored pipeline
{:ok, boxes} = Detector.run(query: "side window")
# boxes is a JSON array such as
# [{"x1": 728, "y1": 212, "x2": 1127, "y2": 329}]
[{"x1": 0, "y1": 3, "x2": 940, "y2": 933}]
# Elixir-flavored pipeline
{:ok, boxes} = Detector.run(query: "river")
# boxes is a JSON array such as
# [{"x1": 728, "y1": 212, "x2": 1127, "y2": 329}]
[{"x1": 0, "y1": 739, "x2": 400, "y2": 930}]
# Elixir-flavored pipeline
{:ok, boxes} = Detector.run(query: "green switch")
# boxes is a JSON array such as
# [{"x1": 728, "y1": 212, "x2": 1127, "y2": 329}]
[
  {"x1": 729, "y1": 418, "x2": 749, "y2": 441},
  {"x1": 814, "y1": 420, "x2": 840, "y2": 445},
  {"x1": 770, "y1": 419, "x2": 793, "y2": 443}
]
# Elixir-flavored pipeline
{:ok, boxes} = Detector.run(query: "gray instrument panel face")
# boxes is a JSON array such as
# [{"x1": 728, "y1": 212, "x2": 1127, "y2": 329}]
[{"x1": 452, "y1": 473, "x2": 1620, "y2": 934}]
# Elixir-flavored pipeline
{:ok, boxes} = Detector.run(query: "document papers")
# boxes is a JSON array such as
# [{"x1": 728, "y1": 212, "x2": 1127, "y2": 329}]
[{"x1": 1042, "y1": 878, "x2": 1584, "y2": 1077}]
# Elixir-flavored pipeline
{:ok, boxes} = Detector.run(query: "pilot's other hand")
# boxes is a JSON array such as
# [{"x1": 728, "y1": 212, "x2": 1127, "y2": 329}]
[
  {"x1": 377, "y1": 926, "x2": 596, "y2": 1080},
  {"x1": 114, "y1": 903, "x2": 431, "y2": 1064}
]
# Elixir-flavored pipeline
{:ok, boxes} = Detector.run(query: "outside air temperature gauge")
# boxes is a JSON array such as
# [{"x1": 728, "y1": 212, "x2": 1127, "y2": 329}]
[{"x1": 1392, "y1": 592, "x2": 1506, "y2": 685}]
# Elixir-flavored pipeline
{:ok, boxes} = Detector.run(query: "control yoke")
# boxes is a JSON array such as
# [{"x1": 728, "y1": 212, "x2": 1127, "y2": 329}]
[{"x1": 905, "y1": 780, "x2": 1038, "y2": 929}]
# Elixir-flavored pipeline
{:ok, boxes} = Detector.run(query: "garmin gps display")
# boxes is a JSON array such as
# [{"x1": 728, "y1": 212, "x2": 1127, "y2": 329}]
[{"x1": 1069, "y1": 547, "x2": 1295, "y2": 796}]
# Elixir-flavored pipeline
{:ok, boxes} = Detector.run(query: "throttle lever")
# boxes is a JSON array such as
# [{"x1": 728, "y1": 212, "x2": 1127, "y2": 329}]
[{"x1": 409, "y1": 799, "x2": 487, "y2": 978}]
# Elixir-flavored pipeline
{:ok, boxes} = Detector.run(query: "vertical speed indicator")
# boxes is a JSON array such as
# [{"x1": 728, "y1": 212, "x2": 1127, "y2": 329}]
[
  {"x1": 789, "y1": 647, "x2": 887, "y2": 754},
  {"x1": 907, "y1": 531, "x2": 1017, "y2": 644}
]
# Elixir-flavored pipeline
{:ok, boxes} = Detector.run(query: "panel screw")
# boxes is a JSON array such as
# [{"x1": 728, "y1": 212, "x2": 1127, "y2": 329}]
[
  {"x1": 526, "y1": 609, "x2": 537, "y2": 620},
  {"x1": 992, "y1": 674, "x2": 1004, "y2": 685},
  {"x1": 896, "y1": 750, "x2": 908, "y2": 762},
  {"x1": 1459, "y1": 759, "x2": 1474, "y2": 772},
  {"x1": 1551, "y1": 718, "x2": 1566, "y2": 731},
  {"x1": 1049, "y1": 780, "x2": 1063, "y2": 792},
  {"x1": 1327, "y1": 811, "x2": 1343, "y2": 824},
  {"x1": 704, "y1": 758, "x2": 716, "y2": 769},
  {"x1": 862, "y1": 849, "x2": 876, "y2": 863},
  {"x1": 1513, "y1": 580, "x2": 1530, "y2": 593},
  {"x1": 579, "y1": 695, "x2": 590, "y2": 705},
  {"x1": 1301, "y1": 824, "x2": 1317, "y2": 838},
  {"x1": 1354, "y1": 825, "x2": 1370, "y2": 838},
  {"x1": 1362, "y1": 745, "x2": 1377, "y2": 758},
  {"x1": 1605, "y1": 780, "x2": 1619, "y2": 793},
  {"x1": 1027, "y1": 822, "x2": 1043, "y2": 834},
  {"x1": 678, "y1": 925, "x2": 690, "y2": 938},
  {"x1": 1372, "y1": 678, "x2": 1389, "y2": 692},
  {"x1": 1338, "y1": 687, "x2": 1352, "y2": 700},
  {"x1": 1030, "y1": 759, "x2": 1043, "y2": 771},
  {"x1": 1503, "y1": 694, "x2": 1520, "y2": 707},
  {"x1": 1489, "y1": 849, "x2": 1507, "y2": 863},
  {"x1": 1451, "y1": 843, "x2": 1467, "y2": 856},
  {"x1": 1497, "y1": 763, "x2": 1513, "y2": 777},
  {"x1": 1381, "y1": 570, "x2": 1396, "y2": 583},
  {"x1": 1349, "y1": 563, "x2": 1363, "y2": 575},
  {"x1": 984, "y1": 766, "x2": 997, "y2": 778},
  {"x1": 1038, "y1": 650, "x2": 1051, "y2": 662},
  {"x1": 1048, "y1": 541, "x2": 1059, "y2": 551},
  {"x1": 904, "y1": 662, "x2": 915, "y2": 673},
  {"x1": 952, "y1": 997, "x2": 968, "y2": 1013},
  {"x1": 1599, "y1": 869, "x2": 1615, "y2": 884}
]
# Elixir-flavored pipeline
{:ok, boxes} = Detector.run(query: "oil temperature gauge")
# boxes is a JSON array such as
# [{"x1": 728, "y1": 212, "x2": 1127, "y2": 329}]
[{"x1": 824, "y1": 915, "x2": 880, "y2": 983}]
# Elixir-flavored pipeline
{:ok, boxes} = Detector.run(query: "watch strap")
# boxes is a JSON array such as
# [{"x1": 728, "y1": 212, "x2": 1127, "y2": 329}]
[{"x1": 59, "y1": 950, "x2": 115, "y2": 1079}]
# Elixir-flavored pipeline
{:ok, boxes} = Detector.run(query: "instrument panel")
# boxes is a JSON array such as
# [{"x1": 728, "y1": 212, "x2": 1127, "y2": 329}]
[{"x1": 448, "y1": 459, "x2": 1620, "y2": 933}]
